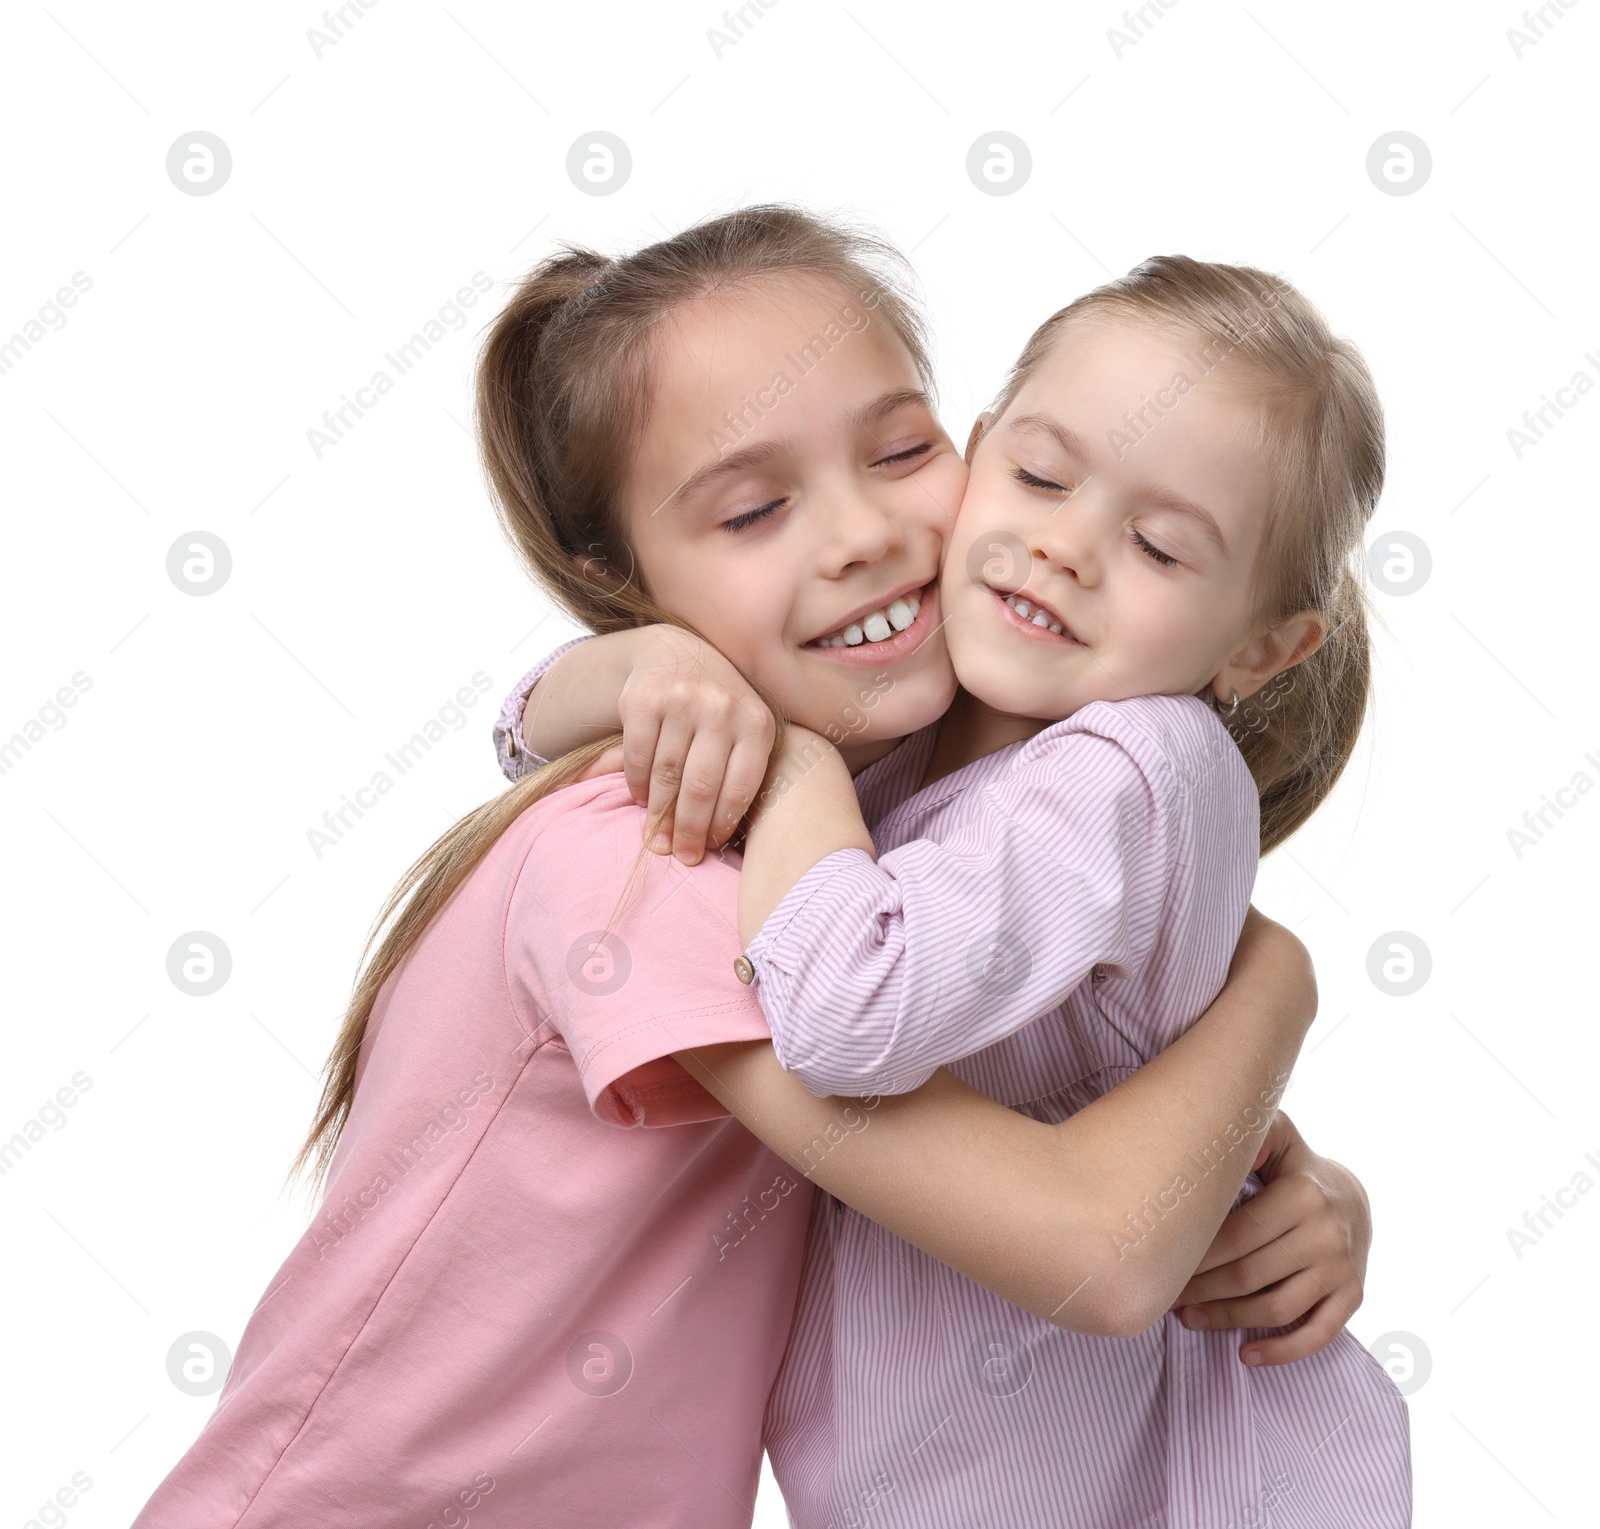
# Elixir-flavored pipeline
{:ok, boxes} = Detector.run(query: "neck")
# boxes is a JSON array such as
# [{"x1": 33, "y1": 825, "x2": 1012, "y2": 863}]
[{"x1": 919, "y1": 686, "x2": 1051, "y2": 790}]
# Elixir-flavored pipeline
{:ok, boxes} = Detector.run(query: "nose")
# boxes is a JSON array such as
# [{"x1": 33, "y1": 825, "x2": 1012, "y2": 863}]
[
  {"x1": 819, "y1": 486, "x2": 906, "y2": 579},
  {"x1": 1030, "y1": 488, "x2": 1102, "y2": 588}
]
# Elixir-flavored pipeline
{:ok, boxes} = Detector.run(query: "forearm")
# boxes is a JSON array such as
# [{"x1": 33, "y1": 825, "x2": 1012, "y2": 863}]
[
  {"x1": 676, "y1": 1040, "x2": 1129, "y2": 1331},
  {"x1": 737, "y1": 734, "x2": 875, "y2": 946},
  {"x1": 519, "y1": 630, "x2": 643, "y2": 761}
]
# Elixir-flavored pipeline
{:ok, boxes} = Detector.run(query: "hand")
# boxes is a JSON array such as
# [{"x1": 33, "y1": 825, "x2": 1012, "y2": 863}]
[
  {"x1": 1171, "y1": 1111, "x2": 1371, "y2": 1366},
  {"x1": 613, "y1": 626, "x2": 775, "y2": 866}
]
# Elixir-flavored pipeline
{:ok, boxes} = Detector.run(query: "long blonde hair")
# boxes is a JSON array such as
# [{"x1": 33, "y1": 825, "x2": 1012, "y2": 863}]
[
  {"x1": 288, "y1": 205, "x2": 935, "y2": 1195},
  {"x1": 985, "y1": 256, "x2": 1385, "y2": 855}
]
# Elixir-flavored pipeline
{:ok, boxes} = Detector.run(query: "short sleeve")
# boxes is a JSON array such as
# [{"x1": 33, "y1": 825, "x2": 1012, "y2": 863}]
[
  {"x1": 503, "y1": 777, "x2": 775, "y2": 1127},
  {"x1": 494, "y1": 635, "x2": 592, "y2": 781}
]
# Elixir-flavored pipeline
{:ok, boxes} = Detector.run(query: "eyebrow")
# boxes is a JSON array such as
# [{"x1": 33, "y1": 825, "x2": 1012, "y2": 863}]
[
  {"x1": 1008, "y1": 413, "x2": 1094, "y2": 463},
  {"x1": 660, "y1": 439, "x2": 787, "y2": 514},
  {"x1": 658, "y1": 388, "x2": 936, "y2": 513},
  {"x1": 850, "y1": 387, "x2": 936, "y2": 432},
  {"x1": 1142, "y1": 485, "x2": 1229, "y2": 557},
  {"x1": 1006, "y1": 411, "x2": 1229, "y2": 557}
]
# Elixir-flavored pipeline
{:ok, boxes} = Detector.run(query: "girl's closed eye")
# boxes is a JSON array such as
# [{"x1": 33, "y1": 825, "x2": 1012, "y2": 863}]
[
  {"x1": 1129, "y1": 528, "x2": 1179, "y2": 567},
  {"x1": 722, "y1": 497, "x2": 787, "y2": 533},
  {"x1": 1012, "y1": 464, "x2": 1076, "y2": 497},
  {"x1": 872, "y1": 440, "x2": 934, "y2": 470}
]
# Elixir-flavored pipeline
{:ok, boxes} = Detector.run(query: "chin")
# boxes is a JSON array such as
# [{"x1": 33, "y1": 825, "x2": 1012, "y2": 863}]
[
  {"x1": 950, "y1": 652, "x2": 1050, "y2": 719},
  {"x1": 855, "y1": 666, "x2": 955, "y2": 737}
]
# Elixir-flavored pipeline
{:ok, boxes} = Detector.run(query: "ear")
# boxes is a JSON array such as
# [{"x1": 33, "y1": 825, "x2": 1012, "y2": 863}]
[
  {"x1": 1211, "y1": 610, "x2": 1327, "y2": 706},
  {"x1": 964, "y1": 412, "x2": 992, "y2": 465}
]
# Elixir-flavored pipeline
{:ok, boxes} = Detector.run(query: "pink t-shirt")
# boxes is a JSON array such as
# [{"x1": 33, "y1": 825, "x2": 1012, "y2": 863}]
[{"x1": 132, "y1": 776, "x2": 812, "y2": 1529}]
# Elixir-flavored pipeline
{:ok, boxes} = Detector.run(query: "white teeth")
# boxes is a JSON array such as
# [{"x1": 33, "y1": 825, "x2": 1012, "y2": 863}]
[
  {"x1": 1005, "y1": 592, "x2": 1069, "y2": 639},
  {"x1": 813, "y1": 587, "x2": 927, "y2": 648}
]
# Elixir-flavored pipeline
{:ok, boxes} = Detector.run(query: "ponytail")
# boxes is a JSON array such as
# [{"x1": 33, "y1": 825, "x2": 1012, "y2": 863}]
[
  {"x1": 1225, "y1": 568, "x2": 1373, "y2": 855},
  {"x1": 290, "y1": 204, "x2": 926, "y2": 1195}
]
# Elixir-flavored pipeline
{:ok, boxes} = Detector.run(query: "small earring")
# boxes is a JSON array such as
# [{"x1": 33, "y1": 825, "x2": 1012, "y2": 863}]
[{"x1": 1213, "y1": 687, "x2": 1241, "y2": 719}]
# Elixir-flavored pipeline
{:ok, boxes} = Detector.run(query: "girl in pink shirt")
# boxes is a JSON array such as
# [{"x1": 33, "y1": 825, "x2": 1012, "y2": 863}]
[{"x1": 132, "y1": 209, "x2": 1348, "y2": 1529}]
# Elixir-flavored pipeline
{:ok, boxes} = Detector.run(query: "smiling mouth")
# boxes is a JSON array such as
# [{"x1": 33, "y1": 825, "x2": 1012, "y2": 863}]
[
  {"x1": 990, "y1": 586, "x2": 1083, "y2": 645},
  {"x1": 803, "y1": 580, "x2": 938, "y2": 663}
]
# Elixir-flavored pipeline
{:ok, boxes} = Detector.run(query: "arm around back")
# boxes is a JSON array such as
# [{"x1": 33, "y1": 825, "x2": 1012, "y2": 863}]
[{"x1": 677, "y1": 907, "x2": 1316, "y2": 1338}]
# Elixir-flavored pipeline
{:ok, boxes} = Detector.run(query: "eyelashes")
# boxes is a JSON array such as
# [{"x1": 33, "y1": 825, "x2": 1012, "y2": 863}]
[
  {"x1": 1129, "y1": 528, "x2": 1178, "y2": 567},
  {"x1": 1013, "y1": 465, "x2": 1070, "y2": 494},
  {"x1": 723, "y1": 498, "x2": 784, "y2": 533},
  {"x1": 873, "y1": 442, "x2": 932, "y2": 468}
]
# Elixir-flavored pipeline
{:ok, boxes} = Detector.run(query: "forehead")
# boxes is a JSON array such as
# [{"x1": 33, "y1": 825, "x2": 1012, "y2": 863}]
[
  {"x1": 1002, "y1": 314, "x2": 1278, "y2": 536},
  {"x1": 639, "y1": 276, "x2": 920, "y2": 447},
  {"x1": 1022, "y1": 314, "x2": 1233, "y2": 404}
]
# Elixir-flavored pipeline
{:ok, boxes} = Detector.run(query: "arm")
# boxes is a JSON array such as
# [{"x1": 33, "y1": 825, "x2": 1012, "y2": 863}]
[
  {"x1": 677, "y1": 906, "x2": 1315, "y2": 1339},
  {"x1": 737, "y1": 724, "x2": 876, "y2": 943},
  {"x1": 738, "y1": 711, "x2": 1197, "y2": 1097},
  {"x1": 517, "y1": 629, "x2": 650, "y2": 762},
  {"x1": 494, "y1": 635, "x2": 592, "y2": 780}
]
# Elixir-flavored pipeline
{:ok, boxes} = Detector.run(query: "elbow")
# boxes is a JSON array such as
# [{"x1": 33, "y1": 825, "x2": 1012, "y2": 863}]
[
  {"x1": 1049, "y1": 1284, "x2": 1170, "y2": 1340},
  {"x1": 1081, "y1": 1287, "x2": 1170, "y2": 1340},
  {"x1": 1037, "y1": 1228, "x2": 1175, "y2": 1339}
]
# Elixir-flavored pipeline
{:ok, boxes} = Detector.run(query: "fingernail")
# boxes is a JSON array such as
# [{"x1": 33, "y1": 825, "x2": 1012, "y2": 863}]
[
  {"x1": 650, "y1": 833, "x2": 670, "y2": 852},
  {"x1": 676, "y1": 849, "x2": 701, "y2": 866},
  {"x1": 1181, "y1": 1307, "x2": 1208, "y2": 1329},
  {"x1": 1242, "y1": 1347, "x2": 1263, "y2": 1365}
]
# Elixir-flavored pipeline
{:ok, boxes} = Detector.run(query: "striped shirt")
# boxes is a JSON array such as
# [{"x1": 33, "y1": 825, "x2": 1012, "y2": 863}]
[{"x1": 495, "y1": 653, "x2": 1413, "y2": 1528}]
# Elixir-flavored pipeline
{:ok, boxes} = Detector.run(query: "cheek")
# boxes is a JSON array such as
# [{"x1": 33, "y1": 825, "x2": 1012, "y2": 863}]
[
  {"x1": 945, "y1": 475, "x2": 1025, "y2": 588},
  {"x1": 920, "y1": 454, "x2": 970, "y2": 531},
  {"x1": 1130, "y1": 590, "x2": 1223, "y2": 674},
  {"x1": 697, "y1": 586, "x2": 785, "y2": 670}
]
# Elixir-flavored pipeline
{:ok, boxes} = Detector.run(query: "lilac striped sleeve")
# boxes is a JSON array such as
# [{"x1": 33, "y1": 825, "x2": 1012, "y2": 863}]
[
  {"x1": 492, "y1": 635, "x2": 592, "y2": 781},
  {"x1": 743, "y1": 694, "x2": 1256, "y2": 1098}
]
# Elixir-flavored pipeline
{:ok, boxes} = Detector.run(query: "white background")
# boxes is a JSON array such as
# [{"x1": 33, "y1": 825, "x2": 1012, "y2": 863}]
[{"x1": 2, "y1": 1, "x2": 1596, "y2": 1524}]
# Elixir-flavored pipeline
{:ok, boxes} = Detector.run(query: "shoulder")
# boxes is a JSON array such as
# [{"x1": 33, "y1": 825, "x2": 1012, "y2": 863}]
[
  {"x1": 503, "y1": 773, "x2": 742, "y2": 941},
  {"x1": 508, "y1": 772, "x2": 655, "y2": 856},
  {"x1": 1022, "y1": 694, "x2": 1253, "y2": 810}
]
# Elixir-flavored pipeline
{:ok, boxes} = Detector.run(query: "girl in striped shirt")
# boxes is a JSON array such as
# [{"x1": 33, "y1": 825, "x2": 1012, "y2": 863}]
[{"x1": 505, "y1": 250, "x2": 1410, "y2": 1524}]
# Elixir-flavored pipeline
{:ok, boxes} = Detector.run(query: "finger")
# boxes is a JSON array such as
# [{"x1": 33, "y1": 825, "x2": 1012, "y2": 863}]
[
  {"x1": 575, "y1": 744, "x2": 628, "y2": 783},
  {"x1": 620, "y1": 711, "x2": 666, "y2": 807},
  {"x1": 1184, "y1": 1179, "x2": 1306, "y2": 1278},
  {"x1": 670, "y1": 730, "x2": 733, "y2": 865},
  {"x1": 707, "y1": 734, "x2": 771, "y2": 850},
  {"x1": 642, "y1": 714, "x2": 695, "y2": 850},
  {"x1": 1179, "y1": 1269, "x2": 1328, "y2": 1335},
  {"x1": 1173, "y1": 1220, "x2": 1332, "y2": 1306},
  {"x1": 1238, "y1": 1291, "x2": 1357, "y2": 1367},
  {"x1": 1190, "y1": 1157, "x2": 1324, "y2": 1279}
]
